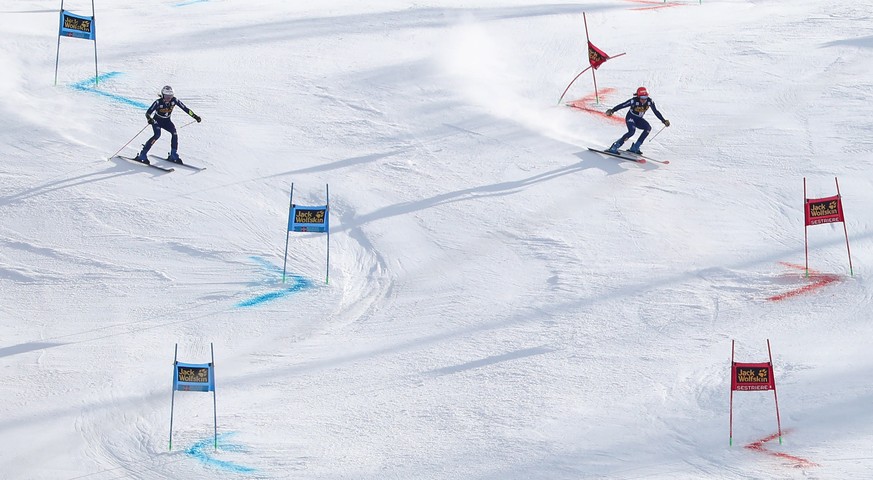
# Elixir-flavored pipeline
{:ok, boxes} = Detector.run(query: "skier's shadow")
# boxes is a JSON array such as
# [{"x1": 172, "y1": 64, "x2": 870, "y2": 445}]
[
  {"x1": 0, "y1": 162, "x2": 143, "y2": 206},
  {"x1": 109, "y1": 156, "x2": 175, "y2": 176},
  {"x1": 335, "y1": 161, "x2": 590, "y2": 233},
  {"x1": 573, "y1": 150, "x2": 655, "y2": 175}
]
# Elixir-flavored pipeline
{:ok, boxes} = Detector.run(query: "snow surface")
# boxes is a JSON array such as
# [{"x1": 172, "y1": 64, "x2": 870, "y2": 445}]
[{"x1": 2, "y1": 0, "x2": 873, "y2": 478}]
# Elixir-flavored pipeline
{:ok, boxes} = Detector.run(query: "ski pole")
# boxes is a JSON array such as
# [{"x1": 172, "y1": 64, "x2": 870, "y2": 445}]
[
  {"x1": 177, "y1": 120, "x2": 198, "y2": 130},
  {"x1": 109, "y1": 124, "x2": 150, "y2": 159},
  {"x1": 648, "y1": 125, "x2": 667, "y2": 143}
]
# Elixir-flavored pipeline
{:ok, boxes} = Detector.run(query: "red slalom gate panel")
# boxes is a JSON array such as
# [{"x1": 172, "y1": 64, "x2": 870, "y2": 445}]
[{"x1": 730, "y1": 340, "x2": 782, "y2": 447}]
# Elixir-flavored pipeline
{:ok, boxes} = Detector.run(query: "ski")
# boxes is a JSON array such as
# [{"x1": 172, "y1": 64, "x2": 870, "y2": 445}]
[
  {"x1": 623, "y1": 151, "x2": 670, "y2": 165},
  {"x1": 588, "y1": 148, "x2": 671, "y2": 165},
  {"x1": 150, "y1": 156, "x2": 206, "y2": 171},
  {"x1": 588, "y1": 147, "x2": 646, "y2": 164},
  {"x1": 115, "y1": 156, "x2": 175, "y2": 172}
]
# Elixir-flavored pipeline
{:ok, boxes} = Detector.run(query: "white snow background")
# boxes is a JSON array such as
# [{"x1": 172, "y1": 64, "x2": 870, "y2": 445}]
[{"x1": 2, "y1": 0, "x2": 873, "y2": 478}]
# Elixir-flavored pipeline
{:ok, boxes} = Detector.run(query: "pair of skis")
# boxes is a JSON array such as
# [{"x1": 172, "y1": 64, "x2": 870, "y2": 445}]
[
  {"x1": 588, "y1": 147, "x2": 670, "y2": 165},
  {"x1": 114, "y1": 155, "x2": 206, "y2": 172}
]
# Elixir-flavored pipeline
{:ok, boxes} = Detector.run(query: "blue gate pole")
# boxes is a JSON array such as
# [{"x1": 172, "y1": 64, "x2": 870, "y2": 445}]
[
  {"x1": 282, "y1": 183, "x2": 294, "y2": 283},
  {"x1": 169, "y1": 343, "x2": 178, "y2": 451}
]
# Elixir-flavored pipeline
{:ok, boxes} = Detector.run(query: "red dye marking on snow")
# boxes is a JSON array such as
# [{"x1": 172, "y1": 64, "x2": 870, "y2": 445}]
[
  {"x1": 779, "y1": 262, "x2": 810, "y2": 272},
  {"x1": 625, "y1": 0, "x2": 683, "y2": 10},
  {"x1": 567, "y1": 88, "x2": 624, "y2": 124},
  {"x1": 745, "y1": 431, "x2": 818, "y2": 468},
  {"x1": 766, "y1": 262, "x2": 841, "y2": 302},
  {"x1": 767, "y1": 276, "x2": 838, "y2": 302},
  {"x1": 631, "y1": 4, "x2": 682, "y2": 10}
]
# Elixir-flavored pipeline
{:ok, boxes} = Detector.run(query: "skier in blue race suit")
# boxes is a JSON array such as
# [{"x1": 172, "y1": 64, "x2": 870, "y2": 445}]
[
  {"x1": 135, "y1": 85, "x2": 201, "y2": 164},
  {"x1": 605, "y1": 86, "x2": 670, "y2": 155}
]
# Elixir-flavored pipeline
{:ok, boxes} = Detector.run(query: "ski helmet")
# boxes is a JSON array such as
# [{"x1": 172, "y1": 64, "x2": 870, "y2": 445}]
[
  {"x1": 161, "y1": 85, "x2": 174, "y2": 98},
  {"x1": 635, "y1": 86, "x2": 648, "y2": 97}
]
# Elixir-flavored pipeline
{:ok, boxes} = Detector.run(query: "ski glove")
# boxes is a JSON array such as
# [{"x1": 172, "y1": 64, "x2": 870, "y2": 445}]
[
  {"x1": 147, "y1": 116, "x2": 155, "y2": 125},
  {"x1": 605, "y1": 109, "x2": 614, "y2": 116},
  {"x1": 663, "y1": 119, "x2": 671, "y2": 127},
  {"x1": 191, "y1": 113, "x2": 202, "y2": 123}
]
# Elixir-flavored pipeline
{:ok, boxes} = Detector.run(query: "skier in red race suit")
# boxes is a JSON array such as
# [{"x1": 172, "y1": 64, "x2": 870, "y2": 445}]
[{"x1": 605, "y1": 86, "x2": 670, "y2": 155}]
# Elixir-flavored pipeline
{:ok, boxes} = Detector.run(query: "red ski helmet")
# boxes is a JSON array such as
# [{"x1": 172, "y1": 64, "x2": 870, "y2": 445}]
[{"x1": 636, "y1": 86, "x2": 648, "y2": 97}]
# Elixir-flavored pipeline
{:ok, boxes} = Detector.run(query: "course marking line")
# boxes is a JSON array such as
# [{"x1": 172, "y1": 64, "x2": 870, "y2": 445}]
[
  {"x1": 767, "y1": 262, "x2": 840, "y2": 302},
  {"x1": 745, "y1": 430, "x2": 818, "y2": 468},
  {"x1": 69, "y1": 72, "x2": 150, "y2": 109}
]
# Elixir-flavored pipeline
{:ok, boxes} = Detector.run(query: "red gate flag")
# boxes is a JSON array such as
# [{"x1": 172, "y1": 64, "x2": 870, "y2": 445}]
[
  {"x1": 731, "y1": 362, "x2": 775, "y2": 391},
  {"x1": 557, "y1": 12, "x2": 626, "y2": 105},
  {"x1": 805, "y1": 194, "x2": 844, "y2": 226},
  {"x1": 729, "y1": 340, "x2": 783, "y2": 446},
  {"x1": 803, "y1": 178, "x2": 853, "y2": 277},
  {"x1": 588, "y1": 41, "x2": 610, "y2": 69}
]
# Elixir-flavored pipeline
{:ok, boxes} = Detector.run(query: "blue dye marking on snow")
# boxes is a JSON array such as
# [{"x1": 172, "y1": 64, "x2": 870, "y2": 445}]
[
  {"x1": 236, "y1": 275, "x2": 312, "y2": 307},
  {"x1": 250, "y1": 255, "x2": 285, "y2": 276},
  {"x1": 235, "y1": 256, "x2": 313, "y2": 307},
  {"x1": 69, "y1": 72, "x2": 150, "y2": 109},
  {"x1": 186, "y1": 433, "x2": 255, "y2": 474}
]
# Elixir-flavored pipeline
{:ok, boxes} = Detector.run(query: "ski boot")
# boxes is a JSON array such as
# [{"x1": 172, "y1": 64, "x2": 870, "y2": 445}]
[
  {"x1": 167, "y1": 151, "x2": 183, "y2": 164},
  {"x1": 628, "y1": 141, "x2": 643, "y2": 155},
  {"x1": 607, "y1": 141, "x2": 622, "y2": 154},
  {"x1": 134, "y1": 152, "x2": 150, "y2": 164}
]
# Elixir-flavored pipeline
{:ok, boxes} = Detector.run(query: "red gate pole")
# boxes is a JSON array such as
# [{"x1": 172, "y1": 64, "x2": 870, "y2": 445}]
[
  {"x1": 591, "y1": 68, "x2": 600, "y2": 105},
  {"x1": 835, "y1": 177, "x2": 854, "y2": 276},
  {"x1": 729, "y1": 340, "x2": 735, "y2": 446},
  {"x1": 767, "y1": 339, "x2": 783, "y2": 445},
  {"x1": 557, "y1": 65, "x2": 592, "y2": 105},
  {"x1": 803, "y1": 178, "x2": 809, "y2": 278},
  {"x1": 582, "y1": 13, "x2": 600, "y2": 104}
]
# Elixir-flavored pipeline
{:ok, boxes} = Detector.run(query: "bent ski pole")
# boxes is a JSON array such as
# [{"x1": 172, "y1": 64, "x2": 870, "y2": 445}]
[
  {"x1": 557, "y1": 66, "x2": 592, "y2": 105},
  {"x1": 109, "y1": 124, "x2": 150, "y2": 159}
]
